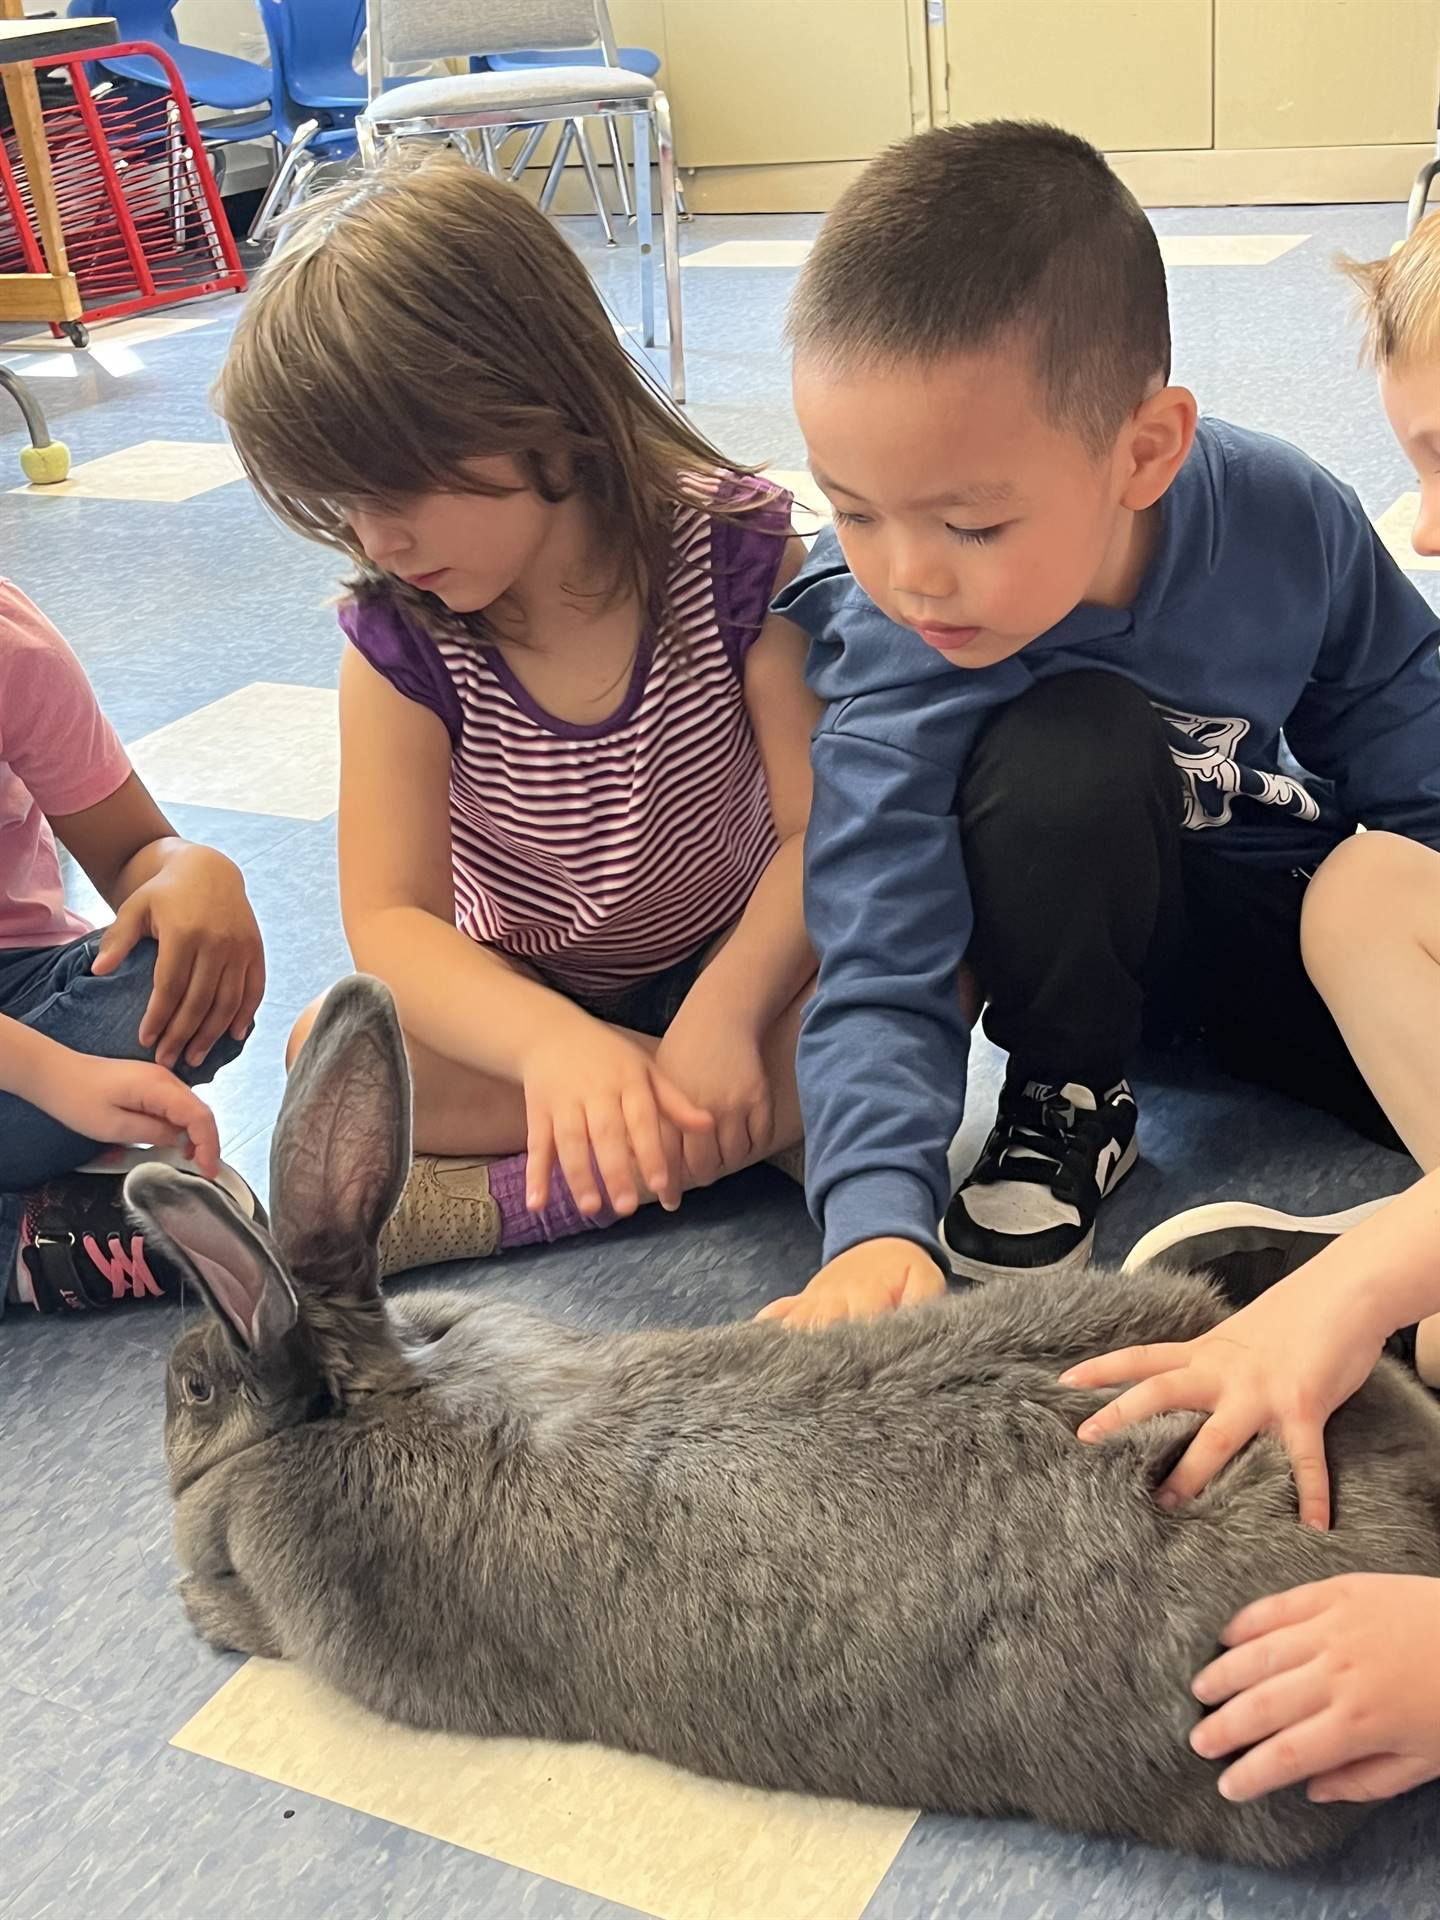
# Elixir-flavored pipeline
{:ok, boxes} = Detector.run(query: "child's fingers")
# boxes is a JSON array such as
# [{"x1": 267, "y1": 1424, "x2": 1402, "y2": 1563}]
[
  {"x1": 619, "y1": 1081, "x2": 678, "y2": 1209},
  {"x1": 155, "y1": 955, "x2": 223, "y2": 1069},
  {"x1": 139, "y1": 943, "x2": 193, "y2": 1057},
  {"x1": 754, "y1": 1294, "x2": 799, "y2": 1323},
  {"x1": 91, "y1": 901, "x2": 144, "y2": 979},
  {"x1": 1222, "y1": 1580, "x2": 1332, "y2": 1649},
  {"x1": 116, "y1": 1079, "x2": 221, "y2": 1175},
  {"x1": 551, "y1": 1103, "x2": 604, "y2": 1213},
  {"x1": 1191, "y1": 1665, "x2": 1334, "y2": 1768},
  {"x1": 1154, "y1": 1407, "x2": 1262, "y2": 1510},
  {"x1": 898, "y1": 1263, "x2": 947, "y2": 1308},
  {"x1": 1061, "y1": 1342, "x2": 1189, "y2": 1391},
  {"x1": 1280, "y1": 1418, "x2": 1332, "y2": 1532},
  {"x1": 715, "y1": 1111, "x2": 751, "y2": 1174},
  {"x1": 1193, "y1": 1621, "x2": 1317, "y2": 1707},
  {"x1": 1075, "y1": 1367, "x2": 1206, "y2": 1444},
  {"x1": 1216, "y1": 1709, "x2": 1354, "y2": 1803},
  {"x1": 652, "y1": 1072, "x2": 715, "y2": 1137},
  {"x1": 525, "y1": 1118, "x2": 556, "y2": 1214},
  {"x1": 184, "y1": 962, "x2": 247, "y2": 1068},
  {"x1": 580, "y1": 1101, "x2": 638, "y2": 1215},
  {"x1": 228, "y1": 957, "x2": 263, "y2": 1042}
]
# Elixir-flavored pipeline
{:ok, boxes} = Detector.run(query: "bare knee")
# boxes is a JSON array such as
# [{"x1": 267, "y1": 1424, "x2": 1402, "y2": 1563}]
[
  {"x1": 285, "y1": 993, "x2": 328, "y2": 1071},
  {"x1": 1302, "y1": 832, "x2": 1440, "y2": 985}
]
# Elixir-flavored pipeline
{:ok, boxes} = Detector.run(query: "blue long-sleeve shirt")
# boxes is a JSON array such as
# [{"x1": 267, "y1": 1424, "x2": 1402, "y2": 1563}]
[{"x1": 774, "y1": 418, "x2": 1440, "y2": 1266}]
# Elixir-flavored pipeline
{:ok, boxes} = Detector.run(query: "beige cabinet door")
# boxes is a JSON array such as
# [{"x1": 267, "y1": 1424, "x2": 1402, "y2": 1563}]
[
  {"x1": 659, "y1": 0, "x2": 918, "y2": 168},
  {"x1": 945, "y1": 0, "x2": 1213, "y2": 151},
  {"x1": 1215, "y1": 0, "x2": 1440, "y2": 148}
]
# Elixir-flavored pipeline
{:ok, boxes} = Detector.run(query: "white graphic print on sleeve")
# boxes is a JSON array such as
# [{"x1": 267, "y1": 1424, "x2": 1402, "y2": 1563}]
[{"x1": 1154, "y1": 706, "x2": 1320, "y2": 831}]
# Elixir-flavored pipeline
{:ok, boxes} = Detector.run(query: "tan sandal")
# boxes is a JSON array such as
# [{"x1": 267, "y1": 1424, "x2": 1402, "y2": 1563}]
[{"x1": 378, "y1": 1156, "x2": 503, "y2": 1279}]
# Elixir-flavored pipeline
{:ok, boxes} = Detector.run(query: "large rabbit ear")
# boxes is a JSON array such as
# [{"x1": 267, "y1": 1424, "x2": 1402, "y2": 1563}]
[
  {"x1": 269, "y1": 973, "x2": 412, "y2": 1284},
  {"x1": 125, "y1": 1163, "x2": 297, "y2": 1353}
]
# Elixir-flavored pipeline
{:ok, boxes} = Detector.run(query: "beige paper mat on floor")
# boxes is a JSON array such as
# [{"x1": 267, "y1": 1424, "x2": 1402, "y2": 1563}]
[{"x1": 173, "y1": 1660, "x2": 917, "y2": 1920}]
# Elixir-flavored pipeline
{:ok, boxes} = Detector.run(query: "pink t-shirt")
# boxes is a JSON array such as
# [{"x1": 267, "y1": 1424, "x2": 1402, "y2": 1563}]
[{"x1": 0, "y1": 580, "x2": 130, "y2": 951}]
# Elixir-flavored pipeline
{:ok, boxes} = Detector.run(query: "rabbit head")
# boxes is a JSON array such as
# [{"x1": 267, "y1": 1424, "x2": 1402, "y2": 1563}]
[{"x1": 125, "y1": 974, "x2": 413, "y2": 1496}]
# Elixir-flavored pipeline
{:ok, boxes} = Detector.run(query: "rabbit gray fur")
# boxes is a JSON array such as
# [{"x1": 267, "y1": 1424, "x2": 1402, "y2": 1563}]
[{"x1": 130, "y1": 976, "x2": 1440, "y2": 1869}]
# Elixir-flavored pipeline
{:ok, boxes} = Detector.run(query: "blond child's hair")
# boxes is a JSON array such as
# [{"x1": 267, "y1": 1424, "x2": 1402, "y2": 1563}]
[
  {"x1": 216, "y1": 153, "x2": 757, "y2": 650},
  {"x1": 1341, "y1": 215, "x2": 1440, "y2": 368}
]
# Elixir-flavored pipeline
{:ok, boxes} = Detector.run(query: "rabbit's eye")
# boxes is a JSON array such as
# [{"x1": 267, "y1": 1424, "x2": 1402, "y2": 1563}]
[{"x1": 183, "y1": 1372, "x2": 212, "y2": 1405}]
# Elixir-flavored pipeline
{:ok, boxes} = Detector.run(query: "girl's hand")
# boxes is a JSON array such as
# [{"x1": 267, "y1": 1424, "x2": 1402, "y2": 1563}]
[
  {"x1": 1191, "y1": 1574, "x2": 1440, "y2": 1805},
  {"x1": 33, "y1": 1047, "x2": 222, "y2": 1177},
  {"x1": 655, "y1": 1003, "x2": 771, "y2": 1183},
  {"x1": 92, "y1": 845, "x2": 265, "y2": 1071},
  {"x1": 757, "y1": 1237, "x2": 947, "y2": 1330},
  {"x1": 1060, "y1": 1275, "x2": 1385, "y2": 1529},
  {"x1": 523, "y1": 1022, "x2": 713, "y2": 1217}
]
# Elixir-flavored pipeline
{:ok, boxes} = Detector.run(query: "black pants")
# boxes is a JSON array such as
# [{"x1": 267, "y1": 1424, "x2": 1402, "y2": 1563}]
[{"x1": 960, "y1": 670, "x2": 1402, "y2": 1153}]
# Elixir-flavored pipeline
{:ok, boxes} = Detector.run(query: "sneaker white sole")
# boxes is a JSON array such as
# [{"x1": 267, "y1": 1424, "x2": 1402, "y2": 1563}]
[
  {"x1": 943, "y1": 1136, "x2": 1140, "y2": 1283},
  {"x1": 75, "y1": 1145, "x2": 260, "y2": 1220},
  {"x1": 1121, "y1": 1194, "x2": 1393, "y2": 1277}
]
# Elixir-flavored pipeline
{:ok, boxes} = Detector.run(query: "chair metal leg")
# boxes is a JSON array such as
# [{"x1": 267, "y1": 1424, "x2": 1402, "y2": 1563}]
[
  {"x1": 633, "y1": 106, "x2": 654, "y2": 349},
  {"x1": 539, "y1": 120, "x2": 576, "y2": 211},
  {"x1": 604, "y1": 114, "x2": 633, "y2": 220},
  {"x1": 1409, "y1": 156, "x2": 1440, "y2": 235},
  {"x1": 276, "y1": 148, "x2": 319, "y2": 227},
  {"x1": 356, "y1": 115, "x2": 380, "y2": 168},
  {"x1": 250, "y1": 119, "x2": 321, "y2": 241},
  {"x1": 0, "y1": 363, "x2": 52, "y2": 450},
  {"x1": 480, "y1": 125, "x2": 501, "y2": 173},
  {"x1": 654, "y1": 92, "x2": 685, "y2": 404},
  {"x1": 506, "y1": 122, "x2": 547, "y2": 181},
  {"x1": 574, "y1": 117, "x2": 617, "y2": 245}
]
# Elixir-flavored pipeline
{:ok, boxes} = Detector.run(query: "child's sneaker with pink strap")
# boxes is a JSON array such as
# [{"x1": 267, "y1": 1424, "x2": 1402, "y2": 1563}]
[{"x1": 14, "y1": 1148, "x2": 262, "y2": 1313}]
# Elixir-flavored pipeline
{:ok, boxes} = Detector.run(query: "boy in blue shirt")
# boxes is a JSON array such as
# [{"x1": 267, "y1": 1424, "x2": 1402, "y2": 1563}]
[{"x1": 760, "y1": 120, "x2": 1440, "y2": 1329}]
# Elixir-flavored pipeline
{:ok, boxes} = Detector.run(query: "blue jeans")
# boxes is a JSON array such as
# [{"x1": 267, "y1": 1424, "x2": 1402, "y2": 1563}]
[{"x1": 0, "y1": 932, "x2": 245, "y2": 1288}]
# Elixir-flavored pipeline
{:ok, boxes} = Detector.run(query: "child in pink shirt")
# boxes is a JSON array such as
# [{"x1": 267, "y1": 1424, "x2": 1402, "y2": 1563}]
[{"x1": 0, "y1": 580, "x2": 265, "y2": 1313}]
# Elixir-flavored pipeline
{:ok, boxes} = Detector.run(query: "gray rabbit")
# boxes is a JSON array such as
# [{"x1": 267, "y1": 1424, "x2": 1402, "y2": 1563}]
[{"x1": 130, "y1": 975, "x2": 1440, "y2": 1868}]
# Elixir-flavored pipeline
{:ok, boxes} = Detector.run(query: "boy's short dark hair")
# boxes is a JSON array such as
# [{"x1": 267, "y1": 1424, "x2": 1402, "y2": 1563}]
[{"x1": 789, "y1": 121, "x2": 1170, "y2": 455}]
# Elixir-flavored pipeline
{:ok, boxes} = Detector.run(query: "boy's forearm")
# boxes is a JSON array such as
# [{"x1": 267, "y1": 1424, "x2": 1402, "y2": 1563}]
[{"x1": 684, "y1": 836, "x2": 812, "y2": 1030}]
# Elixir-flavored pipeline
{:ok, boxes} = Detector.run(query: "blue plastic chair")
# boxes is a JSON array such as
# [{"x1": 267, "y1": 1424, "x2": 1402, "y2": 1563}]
[
  {"x1": 65, "y1": 0, "x2": 274, "y2": 135},
  {"x1": 250, "y1": 0, "x2": 366, "y2": 237},
  {"x1": 476, "y1": 44, "x2": 685, "y2": 220}
]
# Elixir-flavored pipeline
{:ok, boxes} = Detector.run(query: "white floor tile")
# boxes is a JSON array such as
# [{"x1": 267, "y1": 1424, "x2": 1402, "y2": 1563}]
[
  {"x1": 4, "y1": 311, "x2": 217, "y2": 352},
  {"x1": 11, "y1": 438, "x2": 245, "y2": 502},
  {"x1": 127, "y1": 683, "x2": 339, "y2": 820},
  {"x1": 1, "y1": 354, "x2": 79, "y2": 380},
  {"x1": 175, "y1": 1660, "x2": 916, "y2": 1920},
  {"x1": 1372, "y1": 491, "x2": 1440, "y2": 571},
  {"x1": 1157, "y1": 234, "x2": 1308, "y2": 267},
  {"x1": 682, "y1": 239, "x2": 814, "y2": 270}
]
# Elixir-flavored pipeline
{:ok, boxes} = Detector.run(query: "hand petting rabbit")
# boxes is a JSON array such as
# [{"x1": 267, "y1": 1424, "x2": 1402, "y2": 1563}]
[{"x1": 129, "y1": 977, "x2": 1440, "y2": 1868}]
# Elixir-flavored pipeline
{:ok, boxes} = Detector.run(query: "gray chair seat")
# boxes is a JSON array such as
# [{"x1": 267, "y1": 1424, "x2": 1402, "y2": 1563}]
[{"x1": 366, "y1": 65, "x2": 656, "y2": 123}]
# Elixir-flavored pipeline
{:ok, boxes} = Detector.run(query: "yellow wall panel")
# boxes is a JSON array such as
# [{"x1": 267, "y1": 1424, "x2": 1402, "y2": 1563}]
[
  {"x1": 660, "y1": 0, "x2": 917, "y2": 168},
  {"x1": 1215, "y1": 0, "x2": 1440, "y2": 148},
  {"x1": 945, "y1": 0, "x2": 1213, "y2": 151}
]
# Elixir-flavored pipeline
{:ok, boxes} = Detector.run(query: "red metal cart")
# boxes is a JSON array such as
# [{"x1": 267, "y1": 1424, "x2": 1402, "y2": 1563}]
[{"x1": 0, "y1": 37, "x2": 245, "y2": 346}]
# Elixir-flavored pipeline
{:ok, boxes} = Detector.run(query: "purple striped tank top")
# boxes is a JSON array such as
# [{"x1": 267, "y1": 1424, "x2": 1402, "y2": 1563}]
[{"x1": 340, "y1": 474, "x2": 794, "y2": 996}]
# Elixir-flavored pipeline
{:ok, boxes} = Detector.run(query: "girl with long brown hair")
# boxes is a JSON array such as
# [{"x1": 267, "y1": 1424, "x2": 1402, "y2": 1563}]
[{"x1": 220, "y1": 154, "x2": 815, "y2": 1271}]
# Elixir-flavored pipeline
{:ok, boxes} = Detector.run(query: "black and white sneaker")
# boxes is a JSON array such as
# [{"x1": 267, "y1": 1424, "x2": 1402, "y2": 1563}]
[
  {"x1": 942, "y1": 1077, "x2": 1139, "y2": 1282},
  {"x1": 1120, "y1": 1194, "x2": 1431, "y2": 1377},
  {"x1": 1120, "y1": 1197, "x2": 1390, "y2": 1308}
]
